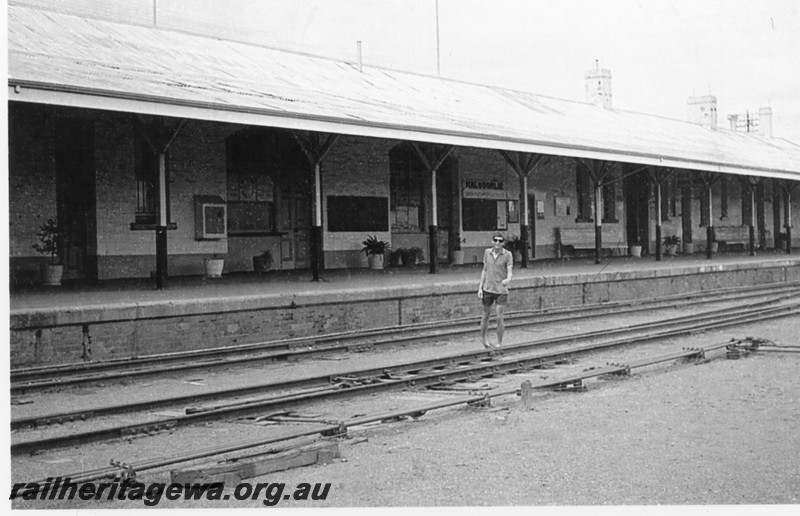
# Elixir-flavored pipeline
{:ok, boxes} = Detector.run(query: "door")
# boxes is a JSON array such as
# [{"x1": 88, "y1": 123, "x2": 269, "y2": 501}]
[
  {"x1": 55, "y1": 118, "x2": 95, "y2": 280},
  {"x1": 528, "y1": 194, "x2": 536, "y2": 259},
  {"x1": 293, "y1": 193, "x2": 311, "y2": 268},
  {"x1": 277, "y1": 170, "x2": 311, "y2": 269},
  {"x1": 624, "y1": 166, "x2": 650, "y2": 254}
]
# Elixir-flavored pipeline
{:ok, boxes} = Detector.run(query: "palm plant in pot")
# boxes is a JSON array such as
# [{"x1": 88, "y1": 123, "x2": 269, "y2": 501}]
[
  {"x1": 503, "y1": 235, "x2": 526, "y2": 262},
  {"x1": 362, "y1": 235, "x2": 390, "y2": 269},
  {"x1": 32, "y1": 218, "x2": 66, "y2": 286},
  {"x1": 253, "y1": 250, "x2": 273, "y2": 274},
  {"x1": 399, "y1": 247, "x2": 423, "y2": 267},
  {"x1": 663, "y1": 235, "x2": 680, "y2": 256}
]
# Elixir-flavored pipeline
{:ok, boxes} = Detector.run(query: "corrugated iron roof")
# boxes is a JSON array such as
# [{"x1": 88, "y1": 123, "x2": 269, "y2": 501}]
[{"x1": 7, "y1": 5, "x2": 800, "y2": 181}]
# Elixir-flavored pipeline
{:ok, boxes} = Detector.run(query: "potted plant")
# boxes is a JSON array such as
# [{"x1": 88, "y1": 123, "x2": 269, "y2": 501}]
[
  {"x1": 399, "y1": 247, "x2": 423, "y2": 267},
  {"x1": 388, "y1": 249, "x2": 403, "y2": 267},
  {"x1": 629, "y1": 241, "x2": 642, "y2": 257},
  {"x1": 253, "y1": 250, "x2": 273, "y2": 274},
  {"x1": 663, "y1": 235, "x2": 680, "y2": 256},
  {"x1": 683, "y1": 238, "x2": 695, "y2": 254},
  {"x1": 451, "y1": 248, "x2": 465, "y2": 265},
  {"x1": 32, "y1": 218, "x2": 65, "y2": 286},
  {"x1": 503, "y1": 235, "x2": 526, "y2": 262},
  {"x1": 204, "y1": 254, "x2": 225, "y2": 277},
  {"x1": 362, "y1": 235, "x2": 390, "y2": 269},
  {"x1": 410, "y1": 247, "x2": 424, "y2": 265}
]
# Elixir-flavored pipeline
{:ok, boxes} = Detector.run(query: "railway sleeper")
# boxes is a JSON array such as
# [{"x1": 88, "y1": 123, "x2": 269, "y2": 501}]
[
  {"x1": 467, "y1": 394, "x2": 492, "y2": 408},
  {"x1": 320, "y1": 422, "x2": 348, "y2": 438},
  {"x1": 34, "y1": 412, "x2": 92, "y2": 427},
  {"x1": 331, "y1": 375, "x2": 380, "y2": 387},
  {"x1": 603, "y1": 363, "x2": 631, "y2": 376},
  {"x1": 109, "y1": 460, "x2": 137, "y2": 482},
  {"x1": 119, "y1": 420, "x2": 177, "y2": 437}
]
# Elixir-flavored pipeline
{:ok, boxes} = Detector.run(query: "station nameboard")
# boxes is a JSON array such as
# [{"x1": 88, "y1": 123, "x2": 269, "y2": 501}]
[{"x1": 463, "y1": 179, "x2": 506, "y2": 200}]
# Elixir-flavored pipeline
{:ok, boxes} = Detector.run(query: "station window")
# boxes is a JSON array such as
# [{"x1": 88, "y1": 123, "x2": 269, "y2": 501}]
[
  {"x1": 134, "y1": 133, "x2": 158, "y2": 225},
  {"x1": 463, "y1": 199, "x2": 507, "y2": 231},
  {"x1": 576, "y1": 162, "x2": 617, "y2": 223},
  {"x1": 226, "y1": 130, "x2": 275, "y2": 234},
  {"x1": 741, "y1": 182, "x2": 753, "y2": 226},
  {"x1": 720, "y1": 176, "x2": 729, "y2": 220},
  {"x1": 700, "y1": 192, "x2": 708, "y2": 226}
]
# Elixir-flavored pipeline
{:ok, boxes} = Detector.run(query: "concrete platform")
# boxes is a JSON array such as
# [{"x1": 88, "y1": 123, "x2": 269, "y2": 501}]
[{"x1": 9, "y1": 252, "x2": 800, "y2": 368}]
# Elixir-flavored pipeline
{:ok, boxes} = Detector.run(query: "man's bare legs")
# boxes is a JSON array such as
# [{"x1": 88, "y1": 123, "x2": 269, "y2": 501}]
[
  {"x1": 480, "y1": 304, "x2": 492, "y2": 348},
  {"x1": 480, "y1": 303, "x2": 505, "y2": 348},
  {"x1": 495, "y1": 304, "x2": 505, "y2": 346}
]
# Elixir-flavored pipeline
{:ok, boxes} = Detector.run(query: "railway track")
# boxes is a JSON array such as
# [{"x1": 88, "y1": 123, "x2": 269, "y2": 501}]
[
  {"x1": 11, "y1": 292, "x2": 800, "y2": 455},
  {"x1": 12, "y1": 281, "x2": 800, "y2": 393},
  {"x1": 22, "y1": 337, "x2": 780, "y2": 486}
]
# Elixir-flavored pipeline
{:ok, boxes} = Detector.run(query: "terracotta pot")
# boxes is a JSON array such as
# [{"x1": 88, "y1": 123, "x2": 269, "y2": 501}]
[
  {"x1": 41, "y1": 264, "x2": 64, "y2": 286},
  {"x1": 253, "y1": 255, "x2": 271, "y2": 274},
  {"x1": 367, "y1": 253, "x2": 384, "y2": 270},
  {"x1": 204, "y1": 258, "x2": 224, "y2": 277}
]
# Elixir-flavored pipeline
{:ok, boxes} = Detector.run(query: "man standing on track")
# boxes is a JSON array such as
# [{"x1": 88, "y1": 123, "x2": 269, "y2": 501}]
[{"x1": 478, "y1": 232, "x2": 513, "y2": 349}]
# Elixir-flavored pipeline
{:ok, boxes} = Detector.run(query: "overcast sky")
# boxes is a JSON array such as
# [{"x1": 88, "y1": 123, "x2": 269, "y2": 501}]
[{"x1": 156, "y1": 0, "x2": 800, "y2": 143}]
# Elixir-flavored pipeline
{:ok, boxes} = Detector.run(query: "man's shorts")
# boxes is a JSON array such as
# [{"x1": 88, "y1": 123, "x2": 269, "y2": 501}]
[{"x1": 481, "y1": 290, "x2": 508, "y2": 307}]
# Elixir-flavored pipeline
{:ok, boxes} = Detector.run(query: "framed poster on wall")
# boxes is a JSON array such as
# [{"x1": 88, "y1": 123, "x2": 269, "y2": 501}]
[
  {"x1": 554, "y1": 195, "x2": 571, "y2": 217},
  {"x1": 507, "y1": 200, "x2": 519, "y2": 223}
]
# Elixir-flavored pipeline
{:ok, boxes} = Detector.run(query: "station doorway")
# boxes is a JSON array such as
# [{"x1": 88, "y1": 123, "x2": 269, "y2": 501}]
[
  {"x1": 55, "y1": 118, "x2": 96, "y2": 281},
  {"x1": 624, "y1": 165, "x2": 651, "y2": 254}
]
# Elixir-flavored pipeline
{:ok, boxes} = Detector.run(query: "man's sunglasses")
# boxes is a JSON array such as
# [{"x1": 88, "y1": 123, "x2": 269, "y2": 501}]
[{"x1": 493, "y1": 238, "x2": 504, "y2": 243}]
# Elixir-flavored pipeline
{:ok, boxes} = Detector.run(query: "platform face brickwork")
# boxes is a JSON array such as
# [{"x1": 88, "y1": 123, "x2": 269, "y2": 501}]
[{"x1": 9, "y1": 262, "x2": 797, "y2": 367}]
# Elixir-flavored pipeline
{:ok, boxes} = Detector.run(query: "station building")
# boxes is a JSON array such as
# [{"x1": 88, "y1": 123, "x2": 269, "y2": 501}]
[{"x1": 7, "y1": 3, "x2": 800, "y2": 288}]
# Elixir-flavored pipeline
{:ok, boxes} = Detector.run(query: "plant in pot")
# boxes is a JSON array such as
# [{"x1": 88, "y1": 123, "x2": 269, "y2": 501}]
[
  {"x1": 503, "y1": 235, "x2": 526, "y2": 262},
  {"x1": 388, "y1": 248, "x2": 403, "y2": 267},
  {"x1": 362, "y1": 235, "x2": 390, "y2": 269},
  {"x1": 32, "y1": 218, "x2": 66, "y2": 286},
  {"x1": 253, "y1": 250, "x2": 273, "y2": 274},
  {"x1": 663, "y1": 235, "x2": 680, "y2": 256},
  {"x1": 629, "y1": 241, "x2": 643, "y2": 257},
  {"x1": 683, "y1": 238, "x2": 695, "y2": 255},
  {"x1": 400, "y1": 247, "x2": 423, "y2": 267},
  {"x1": 204, "y1": 254, "x2": 225, "y2": 278},
  {"x1": 451, "y1": 243, "x2": 465, "y2": 265}
]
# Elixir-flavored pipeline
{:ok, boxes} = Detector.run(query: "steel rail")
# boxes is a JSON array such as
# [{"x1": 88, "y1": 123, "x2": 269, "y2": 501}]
[
  {"x1": 24, "y1": 339, "x2": 742, "y2": 486},
  {"x1": 11, "y1": 294, "x2": 798, "y2": 433},
  {"x1": 12, "y1": 282, "x2": 800, "y2": 392},
  {"x1": 11, "y1": 293, "x2": 794, "y2": 431},
  {"x1": 11, "y1": 299, "x2": 800, "y2": 455}
]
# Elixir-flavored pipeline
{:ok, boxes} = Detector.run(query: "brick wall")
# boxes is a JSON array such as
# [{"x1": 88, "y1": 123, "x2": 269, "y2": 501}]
[
  {"x1": 322, "y1": 136, "x2": 394, "y2": 268},
  {"x1": 10, "y1": 261, "x2": 796, "y2": 367},
  {"x1": 9, "y1": 103, "x2": 800, "y2": 286}
]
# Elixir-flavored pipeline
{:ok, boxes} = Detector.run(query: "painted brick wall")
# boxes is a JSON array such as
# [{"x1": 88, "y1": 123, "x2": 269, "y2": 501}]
[
  {"x1": 8, "y1": 104, "x2": 57, "y2": 258},
  {"x1": 322, "y1": 136, "x2": 394, "y2": 268},
  {"x1": 94, "y1": 116, "x2": 228, "y2": 278}
]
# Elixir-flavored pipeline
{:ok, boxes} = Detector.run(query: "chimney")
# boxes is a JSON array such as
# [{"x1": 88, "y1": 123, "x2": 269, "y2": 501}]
[
  {"x1": 758, "y1": 106, "x2": 773, "y2": 138},
  {"x1": 687, "y1": 95, "x2": 718, "y2": 129},
  {"x1": 585, "y1": 61, "x2": 612, "y2": 109}
]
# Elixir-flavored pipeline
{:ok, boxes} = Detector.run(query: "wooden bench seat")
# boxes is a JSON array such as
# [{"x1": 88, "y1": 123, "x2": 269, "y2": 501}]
[
  {"x1": 713, "y1": 226, "x2": 750, "y2": 248},
  {"x1": 556, "y1": 226, "x2": 625, "y2": 258}
]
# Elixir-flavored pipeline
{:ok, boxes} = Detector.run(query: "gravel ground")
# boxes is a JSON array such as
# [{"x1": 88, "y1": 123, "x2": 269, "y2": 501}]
[{"x1": 9, "y1": 314, "x2": 800, "y2": 511}]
